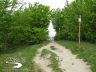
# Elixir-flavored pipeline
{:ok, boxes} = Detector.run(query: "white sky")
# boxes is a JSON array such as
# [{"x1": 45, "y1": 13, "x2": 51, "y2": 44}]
[{"x1": 20, "y1": 0, "x2": 74, "y2": 9}]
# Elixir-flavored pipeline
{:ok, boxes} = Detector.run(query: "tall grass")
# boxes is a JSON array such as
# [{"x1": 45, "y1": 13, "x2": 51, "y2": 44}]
[{"x1": 0, "y1": 44, "x2": 43, "y2": 72}]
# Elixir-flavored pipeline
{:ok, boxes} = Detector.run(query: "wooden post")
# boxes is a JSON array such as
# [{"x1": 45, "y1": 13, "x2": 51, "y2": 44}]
[{"x1": 78, "y1": 15, "x2": 81, "y2": 48}]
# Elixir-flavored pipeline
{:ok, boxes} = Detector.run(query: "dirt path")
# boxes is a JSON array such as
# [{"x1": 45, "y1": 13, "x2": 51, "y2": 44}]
[{"x1": 33, "y1": 41, "x2": 92, "y2": 72}]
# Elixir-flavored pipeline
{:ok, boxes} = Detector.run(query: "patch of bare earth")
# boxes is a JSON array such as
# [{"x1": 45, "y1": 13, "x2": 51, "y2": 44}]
[{"x1": 33, "y1": 41, "x2": 92, "y2": 72}]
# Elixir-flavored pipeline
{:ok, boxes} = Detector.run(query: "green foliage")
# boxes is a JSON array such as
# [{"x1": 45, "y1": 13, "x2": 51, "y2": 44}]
[
  {"x1": 0, "y1": 1, "x2": 50, "y2": 52},
  {"x1": 52, "y1": 0, "x2": 96, "y2": 43},
  {"x1": 50, "y1": 52, "x2": 63, "y2": 72},
  {"x1": 41, "y1": 49, "x2": 50, "y2": 57},
  {"x1": 50, "y1": 46, "x2": 56, "y2": 50}
]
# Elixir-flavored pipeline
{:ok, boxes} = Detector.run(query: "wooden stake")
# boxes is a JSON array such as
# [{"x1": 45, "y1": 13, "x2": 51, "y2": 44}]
[{"x1": 78, "y1": 15, "x2": 81, "y2": 48}]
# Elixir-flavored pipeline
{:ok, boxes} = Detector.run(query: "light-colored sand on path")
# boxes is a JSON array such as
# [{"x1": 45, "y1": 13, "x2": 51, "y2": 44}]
[{"x1": 33, "y1": 41, "x2": 92, "y2": 72}]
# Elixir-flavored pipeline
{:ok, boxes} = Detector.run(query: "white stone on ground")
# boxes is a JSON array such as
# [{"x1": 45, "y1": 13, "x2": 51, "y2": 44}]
[{"x1": 6, "y1": 61, "x2": 22, "y2": 68}]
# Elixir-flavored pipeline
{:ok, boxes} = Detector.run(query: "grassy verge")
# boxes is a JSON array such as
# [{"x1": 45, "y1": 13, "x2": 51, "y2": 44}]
[
  {"x1": 41, "y1": 49, "x2": 63, "y2": 72},
  {"x1": 57, "y1": 40, "x2": 96, "y2": 72},
  {"x1": 50, "y1": 46, "x2": 56, "y2": 50},
  {"x1": 0, "y1": 44, "x2": 43, "y2": 72}
]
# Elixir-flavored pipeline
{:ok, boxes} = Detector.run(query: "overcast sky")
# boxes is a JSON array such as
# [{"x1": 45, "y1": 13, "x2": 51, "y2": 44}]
[{"x1": 20, "y1": 0, "x2": 74, "y2": 9}]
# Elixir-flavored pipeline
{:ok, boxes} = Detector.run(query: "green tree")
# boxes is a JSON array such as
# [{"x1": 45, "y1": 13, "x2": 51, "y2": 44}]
[
  {"x1": 0, "y1": 1, "x2": 51, "y2": 52},
  {"x1": 52, "y1": 0, "x2": 96, "y2": 43}
]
